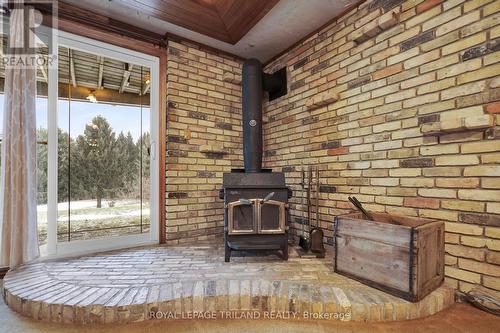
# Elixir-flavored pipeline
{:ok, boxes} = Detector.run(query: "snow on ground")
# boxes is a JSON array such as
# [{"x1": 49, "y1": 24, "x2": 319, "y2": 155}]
[
  {"x1": 55, "y1": 208, "x2": 150, "y2": 223},
  {"x1": 37, "y1": 199, "x2": 149, "y2": 224},
  {"x1": 36, "y1": 199, "x2": 142, "y2": 212}
]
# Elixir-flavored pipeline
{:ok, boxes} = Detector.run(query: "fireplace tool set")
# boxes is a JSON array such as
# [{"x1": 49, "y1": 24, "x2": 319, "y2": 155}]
[{"x1": 298, "y1": 165, "x2": 325, "y2": 258}]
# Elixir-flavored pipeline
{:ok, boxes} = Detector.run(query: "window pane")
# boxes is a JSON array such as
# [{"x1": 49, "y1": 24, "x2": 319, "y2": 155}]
[
  {"x1": 36, "y1": 91, "x2": 49, "y2": 246},
  {"x1": 35, "y1": 44, "x2": 49, "y2": 246},
  {"x1": 57, "y1": 47, "x2": 151, "y2": 242}
]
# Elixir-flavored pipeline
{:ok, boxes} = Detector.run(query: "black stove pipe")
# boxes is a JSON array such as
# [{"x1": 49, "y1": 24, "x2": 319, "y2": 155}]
[
  {"x1": 241, "y1": 59, "x2": 285, "y2": 173},
  {"x1": 242, "y1": 59, "x2": 263, "y2": 173}
]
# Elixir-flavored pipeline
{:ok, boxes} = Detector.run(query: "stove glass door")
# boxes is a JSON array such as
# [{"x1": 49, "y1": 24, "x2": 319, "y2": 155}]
[
  {"x1": 259, "y1": 200, "x2": 285, "y2": 234},
  {"x1": 228, "y1": 200, "x2": 256, "y2": 234}
]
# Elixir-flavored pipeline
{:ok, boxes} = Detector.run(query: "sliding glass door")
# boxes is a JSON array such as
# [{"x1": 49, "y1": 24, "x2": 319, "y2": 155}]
[
  {"x1": 40, "y1": 29, "x2": 159, "y2": 256},
  {"x1": 57, "y1": 47, "x2": 152, "y2": 243}
]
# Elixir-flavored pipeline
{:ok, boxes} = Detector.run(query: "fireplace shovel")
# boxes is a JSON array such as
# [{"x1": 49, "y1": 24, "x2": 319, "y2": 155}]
[{"x1": 309, "y1": 166, "x2": 325, "y2": 257}]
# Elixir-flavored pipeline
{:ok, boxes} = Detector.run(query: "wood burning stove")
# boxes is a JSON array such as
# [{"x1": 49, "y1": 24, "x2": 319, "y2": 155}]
[
  {"x1": 221, "y1": 171, "x2": 291, "y2": 261},
  {"x1": 219, "y1": 59, "x2": 289, "y2": 262}
]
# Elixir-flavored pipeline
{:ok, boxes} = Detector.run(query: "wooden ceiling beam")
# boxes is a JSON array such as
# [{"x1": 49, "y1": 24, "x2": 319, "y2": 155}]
[
  {"x1": 97, "y1": 56, "x2": 104, "y2": 89},
  {"x1": 142, "y1": 80, "x2": 151, "y2": 95},
  {"x1": 119, "y1": 63, "x2": 133, "y2": 94},
  {"x1": 0, "y1": 77, "x2": 150, "y2": 106},
  {"x1": 39, "y1": 60, "x2": 48, "y2": 83},
  {"x1": 69, "y1": 49, "x2": 77, "y2": 87}
]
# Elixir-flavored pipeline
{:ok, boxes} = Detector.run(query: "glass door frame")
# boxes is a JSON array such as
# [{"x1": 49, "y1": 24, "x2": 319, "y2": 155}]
[{"x1": 40, "y1": 28, "x2": 160, "y2": 257}]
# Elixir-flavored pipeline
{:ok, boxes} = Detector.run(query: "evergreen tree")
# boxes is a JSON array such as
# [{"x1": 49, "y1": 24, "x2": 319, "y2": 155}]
[
  {"x1": 34, "y1": 117, "x2": 151, "y2": 207},
  {"x1": 36, "y1": 128, "x2": 75, "y2": 204},
  {"x1": 116, "y1": 131, "x2": 140, "y2": 196},
  {"x1": 72, "y1": 116, "x2": 122, "y2": 208},
  {"x1": 36, "y1": 128, "x2": 48, "y2": 204},
  {"x1": 58, "y1": 129, "x2": 75, "y2": 203},
  {"x1": 138, "y1": 132, "x2": 151, "y2": 200}
]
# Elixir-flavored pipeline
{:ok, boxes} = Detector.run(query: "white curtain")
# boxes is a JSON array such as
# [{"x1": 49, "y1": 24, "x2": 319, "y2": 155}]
[{"x1": 0, "y1": 4, "x2": 39, "y2": 268}]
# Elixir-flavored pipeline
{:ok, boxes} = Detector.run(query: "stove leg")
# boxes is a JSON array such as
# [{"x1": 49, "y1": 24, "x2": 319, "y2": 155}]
[
  {"x1": 225, "y1": 243, "x2": 231, "y2": 262},
  {"x1": 282, "y1": 240, "x2": 288, "y2": 261}
]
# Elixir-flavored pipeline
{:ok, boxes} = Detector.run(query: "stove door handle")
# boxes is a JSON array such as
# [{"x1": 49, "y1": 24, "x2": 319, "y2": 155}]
[
  {"x1": 237, "y1": 198, "x2": 252, "y2": 205},
  {"x1": 262, "y1": 192, "x2": 275, "y2": 203}
]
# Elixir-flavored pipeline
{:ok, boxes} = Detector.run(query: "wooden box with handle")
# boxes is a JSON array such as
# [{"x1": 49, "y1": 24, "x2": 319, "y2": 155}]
[{"x1": 334, "y1": 212, "x2": 445, "y2": 302}]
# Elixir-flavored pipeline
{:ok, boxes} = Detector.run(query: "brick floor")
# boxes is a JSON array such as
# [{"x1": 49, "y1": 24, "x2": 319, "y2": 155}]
[{"x1": 2, "y1": 244, "x2": 454, "y2": 324}]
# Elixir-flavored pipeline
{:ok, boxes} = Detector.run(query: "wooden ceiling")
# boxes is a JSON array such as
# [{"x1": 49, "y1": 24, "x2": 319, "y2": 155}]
[{"x1": 114, "y1": 0, "x2": 280, "y2": 44}]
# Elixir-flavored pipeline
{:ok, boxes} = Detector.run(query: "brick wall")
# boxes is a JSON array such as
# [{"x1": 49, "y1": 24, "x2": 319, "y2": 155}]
[
  {"x1": 263, "y1": 0, "x2": 500, "y2": 295},
  {"x1": 165, "y1": 38, "x2": 243, "y2": 244}
]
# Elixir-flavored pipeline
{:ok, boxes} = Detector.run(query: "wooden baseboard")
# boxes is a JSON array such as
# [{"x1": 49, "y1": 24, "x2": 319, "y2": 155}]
[{"x1": 0, "y1": 267, "x2": 9, "y2": 279}]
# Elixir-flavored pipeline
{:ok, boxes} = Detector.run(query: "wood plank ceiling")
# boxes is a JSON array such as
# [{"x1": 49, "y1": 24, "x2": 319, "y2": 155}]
[{"x1": 113, "y1": 0, "x2": 280, "y2": 44}]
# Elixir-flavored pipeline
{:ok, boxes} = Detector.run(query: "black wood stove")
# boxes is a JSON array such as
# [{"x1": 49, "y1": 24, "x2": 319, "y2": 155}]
[{"x1": 219, "y1": 59, "x2": 289, "y2": 262}]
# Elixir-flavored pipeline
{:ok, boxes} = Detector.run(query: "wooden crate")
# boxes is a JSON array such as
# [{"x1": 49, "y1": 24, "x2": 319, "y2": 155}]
[{"x1": 334, "y1": 212, "x2": 444, "y2": 302}]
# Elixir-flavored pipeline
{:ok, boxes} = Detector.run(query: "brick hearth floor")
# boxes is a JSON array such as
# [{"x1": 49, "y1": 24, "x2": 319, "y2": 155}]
[{"x1": 2, "y1": 244, "x2": 454, "y2": 324}]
